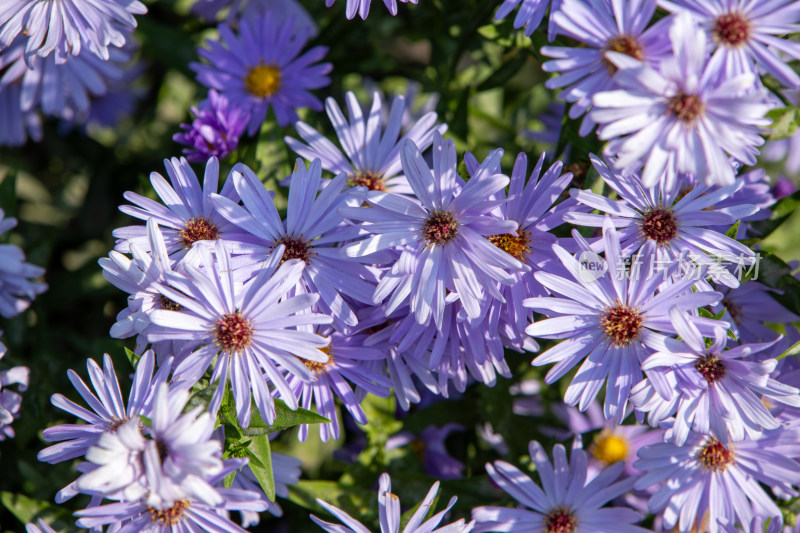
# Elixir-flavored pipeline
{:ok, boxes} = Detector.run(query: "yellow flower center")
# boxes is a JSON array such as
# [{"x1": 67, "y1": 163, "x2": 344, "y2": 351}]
[
  {"x1": 591, "y1": 433, "x2": 629, "y2": 465},
  {"x1": 301, "y1": 344, "x2": 333, "y2": 374},
  {"x1": 488, "y1": 230, "x2": 531, "y2": 263},
  {"x1": 244, "y1": 64, "x2": 282, "y2": 98}
]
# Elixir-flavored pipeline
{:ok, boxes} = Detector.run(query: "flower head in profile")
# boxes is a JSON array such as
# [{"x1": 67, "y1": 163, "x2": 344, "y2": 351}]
[
  {"x1": 286, "y1": 91, "x2": 446, "y2": 195},
  {"x1": 211, "y1": 159, "x2": 377, "y2": 327},
  {"x1": 340, "y1": 133, "x2": 527, "y2": 326},
  {"x1": 0, "y1": 0, "x2": 146, "y2": 65},
  {"x1": 174, "y1": 90, "x2": 249, "y2": 163},
  {"x1": 312, "y1": 472, "x2": 473, "y2": 532},
  {"x1": 472, "y1": 440, "x2": 649, "y2": 533},
  {"x1": 591, "y1": 12, "x2": 772, "y2": 188},
  {"x1": 192, "y1": 11, "x2": 331, "y2": 134},
  {"x1": 325, "y1": 0, "x2": 418, "y2": 20},
  {"x1": 100, "y1": 219, "x2": 189, "y2": 360},
  {"x1": 632, "y1": 307, "x2": 800, "y2": 445},
  {"x1": 541, "y1": 0, "x2": 670, "y2": 135},
  {"x1": 661, "y1": 0, "x2": 800, "y2": 89},
  {"x1": 147, "y1": 240, "x2": 332, "y2": 426},
  {"x1": 634, "y1": 424, "x2": 800, "y2": 533},
  {"x1": 524, "y1": 218, "x2": 726, "y2": 422}
]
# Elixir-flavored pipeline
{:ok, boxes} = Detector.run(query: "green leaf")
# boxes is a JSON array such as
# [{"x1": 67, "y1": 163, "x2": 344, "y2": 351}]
[
  {"x1": 123, "y1": 347, "x2": 140, "y2": 368},
  {"x1": 0, "y1": 492, "x2": 50, "y2": 524},
  {"x1": 766, "y1": 106, "x2": 800, "y2": 140},
  {"x1": 752, "y1": 189, "x2": 800, "y2": 240},
  {"x1": 724, "y1": 220, "x2": 741, "y2": 240},
  {"x1": 218, "y1": 391, "x2": 330, "y2": 437},
  {"x1": 247, "y1": 435, "x2": 275, "y2": 501},
  {"x1": 778, "y1": 340, "x2": 800, "y2": 360},
  {"x1": 138, "y1": 415, "x2": 152, "y2": 429}
]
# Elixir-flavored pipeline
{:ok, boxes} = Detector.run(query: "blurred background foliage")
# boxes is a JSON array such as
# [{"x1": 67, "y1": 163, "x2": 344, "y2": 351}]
[{"x1": 0, "y1": 0, "x2": 799, "y2": 531}]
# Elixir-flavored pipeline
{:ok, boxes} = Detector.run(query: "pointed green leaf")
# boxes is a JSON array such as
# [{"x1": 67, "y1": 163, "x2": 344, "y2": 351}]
[
  {"x1": 124, "y1": 347, "x2": 140, "y2": 368},
  {"x1": 778, "y1": 340, "x2": 800, "y2": 360},
  {"x1": 766, "y1": 106, "x2": 800, "y2": 140},
  {"x1": 724, "y1": 220, "x2": 741, "y2": 240},
  {"x1": 247, "y1": 435, "x2": 275, "y2": 501}
]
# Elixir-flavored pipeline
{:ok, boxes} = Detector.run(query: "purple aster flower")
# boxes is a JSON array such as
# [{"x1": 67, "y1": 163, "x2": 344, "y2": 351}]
[
  {"x1": 192, "y1": 11, "x2": 331, "y2": 134},
  {"x1": 660, "y1": 0, "x2": 800, "y2": 89},
  {"x1": 112, "y1": 156, "x2": 249, "y2": 257},
  {"x1": 1, "y1": 37, "x2": 130, "y2": 122},
  {"x1": 387, "y1": 423, "x2": 465, "y2": 480},
  {"x1": 713, "y1": 280, "x2": 799, "y2": 343},
  {"x1": 174, "y1": 90, "x2": 249, "y2": 163},
  {"x1": 564, "y1": 154, "x2": 758, "y2": 288},
  {"x1": 541, "y1": 0, "x2": 671, "y2": 135},
  {"x1": 75, "y1": 438, "x2": 268, "y2": 533},
  {"x1": 37, "y1": 350, "x2": 172, "y2": 502},
  {"x1": 340, "y1": 133, "x2": 527, "y2": 326},
  {"x1": 284, "y1": 324, "x2": 392, "y2": 442},
  {"x1": 37, "y1": 351, "x2": 169, "y2": 460},
  {"x1": 285, "y1": 91, "x2": 446, "y2": 195},
  {"x1": 591, "y1": 12, "x2": 772, "y2": 188},
  {"x1": 77, "y1": 383, "x2": 225, "y2": 510},
  {"x1": 211, "y1": 158, "x2": 378, "y2": 327},
  {"x1": 0, "y1": 0, "x2": 145, "y2": 65},
  {"x1": 633, "y1": 307, "x2": 800, "y2": 445},
  {"x1": 76, "y1": 482, "x2": 266, "y2": 532},
  {"x1": 495, "y1": 0, "x2": 561, "y2": 40},
  {"x1": 0, "y1": 209, "x2": 47, "y2": 317},
  {"x1": 472, "y1": 440, "x2": 649, "y2": 533},
  {"x1": 0, "y1": 337, "x2": 28, "y2": 440},
  {"x1": 147, "y1": 240, "x2": 332, "y2": 426},
  {"x1": 325, "y1": 0, "x2": 418, "y2": 20},
  {"x1": 312, "y1": 472, "x2": 474, "y2": 532},
  {"x1": 100, "y1": 220, "x2": 191, "y2": 361},
  {"x1": 524, "y1": 218, "x2": 726, "y2": 422},
  {"x1": 551, "y1": 401, "x2": 663, "y2": 480},
  {"x1": 486, "y1": 152, "x2": 582, "y2": 353},
  {"x1": 0, "y1": 81, "x2": 41, "y2": 146},
  {"x1": 634, "y1": 423, "x2": 800, "y2": 533}
]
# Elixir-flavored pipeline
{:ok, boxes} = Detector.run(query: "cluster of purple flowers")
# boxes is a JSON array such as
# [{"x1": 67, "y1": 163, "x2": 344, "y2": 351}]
[
  {"x1": 0, "y1": 1, "x2": 146, "y2": 145},
  {"x1": 23, "y1": 0, "x2": 800, "y2": 532}
]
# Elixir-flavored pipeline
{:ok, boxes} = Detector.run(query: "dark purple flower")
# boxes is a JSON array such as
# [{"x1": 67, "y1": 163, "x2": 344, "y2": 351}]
[{"x1": 174, "y1": 90, "x2": 249, "y2": 163}]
